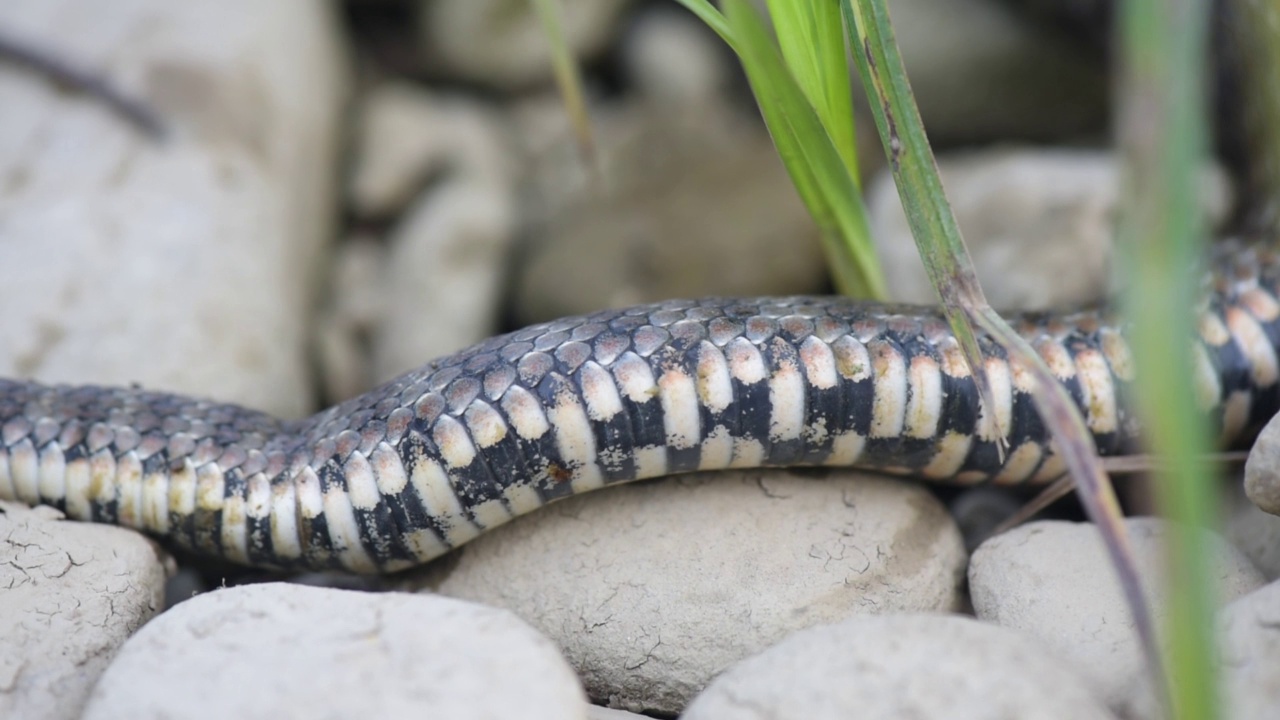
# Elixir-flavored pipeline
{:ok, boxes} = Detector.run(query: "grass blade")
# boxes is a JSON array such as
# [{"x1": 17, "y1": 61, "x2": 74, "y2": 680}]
[
  {"x1": 1117, "y1": 0, "x2": 1217, "y2": 717},
  {"x1": 530, "y1": 0, "x2": 596, "y2": 166},
  {"x1": 840, "y1": 0, "x2": 1163, "y2": 689},
  {"x1": 720, "y1": 0, "x2": 886, "y2": 299},
  {"x1": 765, "y1": 0, "x2": 860, "y2": 185},
  {"x1": 671, "y1": 0, "x2": 736, "y2": 51}
]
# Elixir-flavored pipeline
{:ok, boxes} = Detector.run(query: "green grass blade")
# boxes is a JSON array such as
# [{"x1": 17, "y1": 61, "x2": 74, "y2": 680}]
[
  {"x1": 841, "y1": 0, "x2": 1163, "y2": 687},
  {"x1": 1117, "y1": 0, "x2": 1217, "y2": 718},
  {"x1": 670, "y1": 0, "x2": 736, "y2": 51},
  {"x1": 721, "y1": 0, "x2": 885, "y2": 299},
  {"x1": 530, "y1": 0, "x2": 595, "y2": 165},
  {"x1": 765, "y1": 0, "x2": 860, "y2": 186}
]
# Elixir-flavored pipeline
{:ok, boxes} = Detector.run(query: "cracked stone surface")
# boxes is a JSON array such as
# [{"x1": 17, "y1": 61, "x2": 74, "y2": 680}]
[
  {"x1": 416, "y1": 469, "x2": 967, "y2": 715},
  {"x1": 682, "y1": 614, "x2": 1117, "y2": 720},
  {"x1": 0, "y1": 501, "x2": 168, "y2": 720},
  {"x1": 969, "y1": 518, "x2": 1265, "y2": 720},
  {"x1": 81, "y1": 582, "x2": 589, "y2": 720}
]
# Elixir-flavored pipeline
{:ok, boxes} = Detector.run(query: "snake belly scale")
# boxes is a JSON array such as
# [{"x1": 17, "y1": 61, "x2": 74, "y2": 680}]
[{"x1": 2, "y1": 239, "x2": 1280, "y2": 573}]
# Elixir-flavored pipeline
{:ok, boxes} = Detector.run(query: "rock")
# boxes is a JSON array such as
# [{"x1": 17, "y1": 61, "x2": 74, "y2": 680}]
[
  {"x1": 870, "y1": 0, "x2": 1106, "y2": 144},
  {"x1": 617, "y1": 5, "x2": 729, "y2": 105},
  {"x1": 315, "y1": 235, "x2": 387, "y2": 403},
  {"x1": 511, "y1": 99, "x2": 827, "y2": 327},
  {"x1": 1245, "y1": 411, "x2": 1280, "y2": 515},
  {"x1": 0, "y1": 501, "x2": 168, "y2": 720},
  {"x1": 1219, "y1": 579, "x2": 1280, "y2": 720},
  {"x1": 82, "y1": 583, "x2": 589, "y2": 720},
  {"x1": 420, "y1": 470, "x2": 967, "y2": 715},
  {"x1": 345, "y1": 85, "x2": 518, "y2": 381},
  {"x1": 375, "y1": 162, "x2": 516, "y2": 380},
  {"x1": 417, "y1": 0, "x2": 633, "y2": 89},
  {"x1": 867, "y1": 148, "x2": 1235, "y2": 310},
  {"x1": 1225, "y1": 479, "x2": 1280, "y2": 580},
  {"x1": 682, "y1": 614, "x2": 1117, "y2": 720},
  {"x1": 969, "y1": 518, "x2": 1264, "y2": 719},
  {"x1": 0, "y1": 0, "x2": 346, "y2": 419},
  {"x1": 587, "y1": 706, "x2": 651, "y2": 720},
  {"x1": 347, "y1": 83, "x2": 511, "y2": 218}
]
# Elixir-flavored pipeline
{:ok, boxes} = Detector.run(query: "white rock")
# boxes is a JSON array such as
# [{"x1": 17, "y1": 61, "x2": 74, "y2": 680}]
[
  {"x1": 682, "y1": 614, "x2": 1117, "y2": 720},
  {"x1": 82, "y1": 583, "x2": 589, "y2": 720},
  {"x1": 1220, "y1": 580, "x2": 1280, "y2": 720},
  {"x1": 868, "y1": 149, "x2": 1234, "y2": 310},
  {"x1": 345, "y1": 85, "x2": 518, "y2": 381},
  {"x1": 418, "y1": 0, "x2": 632, "y2": 89},
  {"x1": 969, "y1": 518, "x2": 1264, "y2": 719},
  {"x1": 0, "y1": 502, "x2": 168, "y2": 720},
  {"x1": 1244, "y1": 410, "x2": 1280, "y2": 515},
  {"x1": 0, "y1": 0, "x2": 346, "y2": 419},
  {"x1": 424, "y1": 470, "x2": 967, "y2": 715}
]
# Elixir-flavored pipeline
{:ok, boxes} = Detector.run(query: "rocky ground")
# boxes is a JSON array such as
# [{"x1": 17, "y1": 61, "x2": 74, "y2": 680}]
[{"x1": 1, "y1": 1, "x2": 1278, "y2": 718}]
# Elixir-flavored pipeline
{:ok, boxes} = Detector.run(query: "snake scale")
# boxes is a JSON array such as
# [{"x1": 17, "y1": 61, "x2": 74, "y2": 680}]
[{"x1": 1, "y1": 238, "x2": 1279, "y2": 573}]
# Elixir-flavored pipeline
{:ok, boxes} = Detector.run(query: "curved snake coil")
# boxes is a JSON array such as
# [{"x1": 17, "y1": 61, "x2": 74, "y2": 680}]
[{"x1": 2, "y1": 239, "x2": 1279, "y2": 573}]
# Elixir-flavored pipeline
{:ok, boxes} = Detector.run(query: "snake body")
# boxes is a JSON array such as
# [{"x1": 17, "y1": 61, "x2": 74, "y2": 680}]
[{"x1": 2, "y1": 238, "x2": 1279, "y2": 573}]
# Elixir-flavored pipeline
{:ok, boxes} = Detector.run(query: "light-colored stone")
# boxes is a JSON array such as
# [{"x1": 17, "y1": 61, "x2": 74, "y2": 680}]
[
  {"x1": 512, "y1": 97, "x2": 827, "y2": 326},
  {"x1": 1245, "y1": 411, "x2": 1280, "y2": 515},
  {"x1": 346, "y1": 86, "x2": 518, "y2": 381},
  {"x1": 348, "y1": 83, "x2": 510, "y2": 218},
  {"x1": 1225, "y1": 478, "x2": 1280, "y2": 580},
  {"x1": 82, "y1": 583, "x2": 589, "y2": 720},
  {"x1": 1220, "y1": 579, "x2": 1280, "y2": 720},
  {"x1": 423, "y1": 470, "x2": 967, "y2": 715},
  {"x1": 969, "y1": 518, "x2": 1264, "y2": 719},
  {"x1": 588, "y1": 706, "x2": 651, "y2": 720},
  {"x1": 315, "y1": 235, "x2": 387, "y2": 403},
  {"x1": 418, "y1": 0, "x2": 632, "y2": 89},
  {"x1": 617, "y1": 6, "x2": 729, "y2": 105},
  {"x1": 868, "y1": 149, "x2": 1234, "y2": 310},
  {"x1": 682, "y1": 614, "x2": 1117, "y2": 720},
  {"x1": 0, "y1": 0, "x2": 346, "y2": 419},
  {"x1": 0, "y1": 501, "x2": 168, "y2": 720}
]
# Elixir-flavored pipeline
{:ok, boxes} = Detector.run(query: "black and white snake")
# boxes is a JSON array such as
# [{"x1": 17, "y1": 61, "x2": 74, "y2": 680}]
[{"x1": 2, "y1": 238, "x2": 1278, "y2": 573}]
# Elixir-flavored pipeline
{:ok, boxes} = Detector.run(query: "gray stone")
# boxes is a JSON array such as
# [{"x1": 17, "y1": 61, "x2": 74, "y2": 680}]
[
  {"x1": 868, "y1": 149, "x2": 1234, "y2": 310},
  {"x1": 345, "y1": 85, "x2": 519, "y2": 381},
  {"x1": 1225, "y1": 479, "x2": 1280, "y2": 580},
  {"x1": 969, "y1": 518, "x2": 1264, "y2": 719},
  {"x1": 1245, "y1": 411, "x2": 1280, "y2": 515},
  {"x1": 511, "y1": 96, "x2": 827, "y2": 327},
  {"x1": 315, "y1": 236, "x2": 386, "y2": 403},
  {"x1": 1220, "y1": 579, "x2": 1280, "y2": 720},
  {"x1": 682, "y1": 614, "x2": 1117, "y2": 720},
  {"x1": 418, "y1": 0, "x2": 633, "y2": 89},
  {"x1": 82, "y1": 583, "x2": 589, "y2": 720},
  {"x1": 0, "y1": 0, "x2": 346, "y2": 419},
  {"x1": 421, "y1": 470, "x2": 967, "y2": 715},
  {"x1": 0, "y1": 502, "x2": 168, "y2": 720}
]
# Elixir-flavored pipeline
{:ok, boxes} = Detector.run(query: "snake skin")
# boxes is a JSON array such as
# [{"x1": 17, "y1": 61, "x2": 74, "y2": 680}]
[{"x1": 2, "y1": 238, "x2": 1279, "y2": 573}]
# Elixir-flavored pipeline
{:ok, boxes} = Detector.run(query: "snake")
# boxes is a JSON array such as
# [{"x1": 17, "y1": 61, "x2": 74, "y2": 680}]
[{"x1": 1, "y1": 237, "x2": 1278, "y2": 574}]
